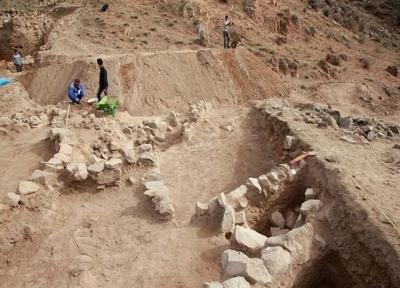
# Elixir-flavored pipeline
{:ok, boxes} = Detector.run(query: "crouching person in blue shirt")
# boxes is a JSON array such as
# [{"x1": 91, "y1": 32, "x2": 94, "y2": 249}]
[{"x1": 67, "y1": 79, "x2": 85, "y2": 104}]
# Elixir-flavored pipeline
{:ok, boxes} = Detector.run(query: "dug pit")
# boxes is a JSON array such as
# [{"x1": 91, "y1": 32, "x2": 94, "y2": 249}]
[{"x1": 196, "y1": 106, "x2": 400, "y2": 288}]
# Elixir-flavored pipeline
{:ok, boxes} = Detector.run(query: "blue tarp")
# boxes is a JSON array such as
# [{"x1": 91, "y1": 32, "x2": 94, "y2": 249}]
[{"x1": 0, "y1": 78, "x2": 11, "y2": 87}]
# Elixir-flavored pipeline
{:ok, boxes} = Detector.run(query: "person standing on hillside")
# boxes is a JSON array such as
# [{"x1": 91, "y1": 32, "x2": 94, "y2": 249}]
[
  {"x1": 96, "y1": 58, "x2": 108, "y2": 102},
  {"x1": 12, "y1": 50, "x2": 23, "y2": 72},
  {"x1": 223, "y1": 15, "x2": 233, "y2": 49}
]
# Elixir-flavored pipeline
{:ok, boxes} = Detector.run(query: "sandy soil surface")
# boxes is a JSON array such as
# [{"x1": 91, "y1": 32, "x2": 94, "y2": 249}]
[
  {"x1": 0, "y1": 128, "x2": 51, "y2": 199},
  {"x1": 0, "y1": 0, "x2": 400, "y2": 287}
]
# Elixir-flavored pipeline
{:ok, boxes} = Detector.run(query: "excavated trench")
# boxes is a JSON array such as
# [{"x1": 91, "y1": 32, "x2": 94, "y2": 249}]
[
  {"x1": 293, "y1": 251, "x2": 354, "y2": 288},
  {"x1": 207, "y1": 109, "x2": 400, "y2": 288},
  {"x1": 0, "y1": 100, "x2": 399, "y2": 287}
]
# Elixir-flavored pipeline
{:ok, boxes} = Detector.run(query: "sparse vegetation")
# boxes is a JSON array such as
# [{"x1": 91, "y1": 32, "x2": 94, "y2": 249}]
[
  {"x1": 243, "y1": 0, "x2": 255, "y2": 16},
  {"x1": 178, "y1": 0, "x2": 189, "y2": 15},
  {"x1": 359, "y1": 57, "x2": 372, "y2": 70}
]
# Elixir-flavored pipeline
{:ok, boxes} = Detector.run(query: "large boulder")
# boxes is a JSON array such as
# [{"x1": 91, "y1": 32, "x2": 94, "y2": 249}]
[
  {"x1": 59, "y1": 143, "x2": 73, "y2": 155},
  {"x1": 43, "y1": 157, "x2": 64, "y2": 171},
  {"x1": 144, "y1": 181, "x2": 175, "y2": 219},
  {"x1": 18, "y1": 181, "x2": 40, "y2": 195},
  {"x1": 138, "y1": 143, "x2": 153, "y2": 153},
  {"x1": 235, "y1": 211, "x2": 248, "y2": 226},
  {"x1": 270, "y1": 211, "x2": 285, "y2": 229},
  {"x1": 258, "y1": 174, "x2": 279, "y2": 195},
  {"x1": 304, "y1": 188, "x2": 317, "y2": 200},
  {"x1": 105, "y1": 158, "x2": 123, "y2": 169},
  {"x1": 222, "y1": 205, "x2": 236, "y2": 235},
  {"x1": 221, "y1": 250, "x2": 272, "y2": 284},
  {"x1": 278, "y1": 164, "x2": 294, "y2": 181},
  {"x1": 261, "y1": 246, "x2": 291, "y2": 276},
  {"x1": 217, "y1": 192, "x2": 227, "y2": 208},
  {"x1": 232, "y1": 225, "x2": 267, "y2": 254},
  {"x1": 221, "y1": 249, "x2": 249, "y2": 276},
  {"x1": 144, "y1": 168, "x2": 161, "y2": 182},
  {"x1": 244, "y1": 258, "x2": 272, "y2": 284},
  {"x1": 0, "y1": 117, "x2": 12, "y2": 126},
  {"x1": 2, "y1": 192, "x2": 21, "y2": 207},
  {"x1": 54, "y1": 152, "x2": 71, "y2": 164},
  {"x1": 270, "y1": 227, "x2": 289, "y2": 236},
  {"x1": 92, "y1": 168, "x2": 122, "y2": 187},
  {"x1": 49, "y1": 128, "x2": 77, "y2": 146},
  {"x1": 29, "y1": 169, "x2": 55, "y2": 185},
  {"x1": 204, "y1": 282, "x2": 223, "y2": 288},
  {"x1": 300, "y1": 199, "x2": 322, "y2": 217},
  {"x1": 0, "y1": 204, "x2": 9, "y2": 211},
  {"x1": 246, "y1": 178, "x2": 262, "y2": 193},
  {"x1": 66, "y1": 163, "x2": 88, "y2": 181},
  {"x1": 138, "y1": 151, "x2": 159, "y2": 166},
  {"x1": 120, "y1": 142, "x2": 136, "y2": 164},
  {"x1": 195, "y1": 201, "x2": 209, "y2": 216},
  {"x1": 75, "y1": 163, "x2": 88, "y2": 181},
  {"x1": 266, "y1": 223, "x2": 314, "y2": 264},
  {"x1": 226, "y1": 185, "x2": 248, "y2": 209},
  {"x1": 284, "y1": 209, "x2": 298, "y2": 229},
  {"x1": 87, "y1": 161, "x2": 105, "y2": 175}
]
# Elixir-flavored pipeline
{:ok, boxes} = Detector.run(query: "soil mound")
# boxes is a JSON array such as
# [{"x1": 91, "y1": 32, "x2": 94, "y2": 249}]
[{"x1": 25, "y1": 48, "x2": 288, "y2": 115}]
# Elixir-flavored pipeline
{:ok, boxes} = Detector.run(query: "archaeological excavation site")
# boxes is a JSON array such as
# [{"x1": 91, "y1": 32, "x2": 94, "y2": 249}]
[{"x1": 1, "y1": 0, "x2": 400, "y2": 287}]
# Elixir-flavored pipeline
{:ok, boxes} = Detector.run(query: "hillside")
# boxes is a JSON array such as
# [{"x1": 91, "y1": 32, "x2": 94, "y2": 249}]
[{"x1": 0, "y1": 1, "x2": 400, "y2": 288}]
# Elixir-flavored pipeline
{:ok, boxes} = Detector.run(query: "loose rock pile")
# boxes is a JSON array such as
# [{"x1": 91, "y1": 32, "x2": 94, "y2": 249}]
[
  {"x1": 197, "y1": 148, "x2": 323, "y2": 286},
  {"x1": 269, "y1": 57, "x2": 299, "y2": 77},
  {"x1": 144, "y1": 180, "x2": 175, "y2": 220},
  {"x1": 297, "y1": 103, "x2": 400, "y2": 142},
  {"x1": 308, "y1": 0, "x2": 399, "y2": 47},
  {"x1": 200, "y1": 193, "x2": 319, "y2": 286},
  {"x1": 188, "y1": 100, "x2": 212, "y2": 123},
  {"x1": 48, "y1": 116, "x2": 175, "y2": 217},
  {"x1": 0, "y1": 98, "x2": 210, "y2": 218}
]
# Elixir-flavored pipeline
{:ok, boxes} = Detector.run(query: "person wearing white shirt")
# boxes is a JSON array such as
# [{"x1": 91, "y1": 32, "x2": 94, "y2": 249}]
[{"x1": 223, "y1": 15, "x2": 233, "y2": 49}]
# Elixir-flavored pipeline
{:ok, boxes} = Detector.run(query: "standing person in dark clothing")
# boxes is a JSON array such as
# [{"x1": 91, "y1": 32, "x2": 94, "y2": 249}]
[{"x1": 97, "y1": 58, "x2": 108, "y2": 102}]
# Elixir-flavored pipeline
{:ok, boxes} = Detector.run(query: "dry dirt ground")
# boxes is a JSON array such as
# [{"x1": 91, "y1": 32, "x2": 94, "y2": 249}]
[
  {"x1": 1, "y1": 0, "x2": 400, "y2": 287},
  {"x1": 0, "y1": 108, "x2": 282, "y2": 288}
]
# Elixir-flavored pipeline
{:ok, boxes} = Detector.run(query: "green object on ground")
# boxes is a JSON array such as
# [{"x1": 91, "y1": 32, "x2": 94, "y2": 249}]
[{"x1": 95, "y1": 96, "x2": 119, "y2": 116}]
